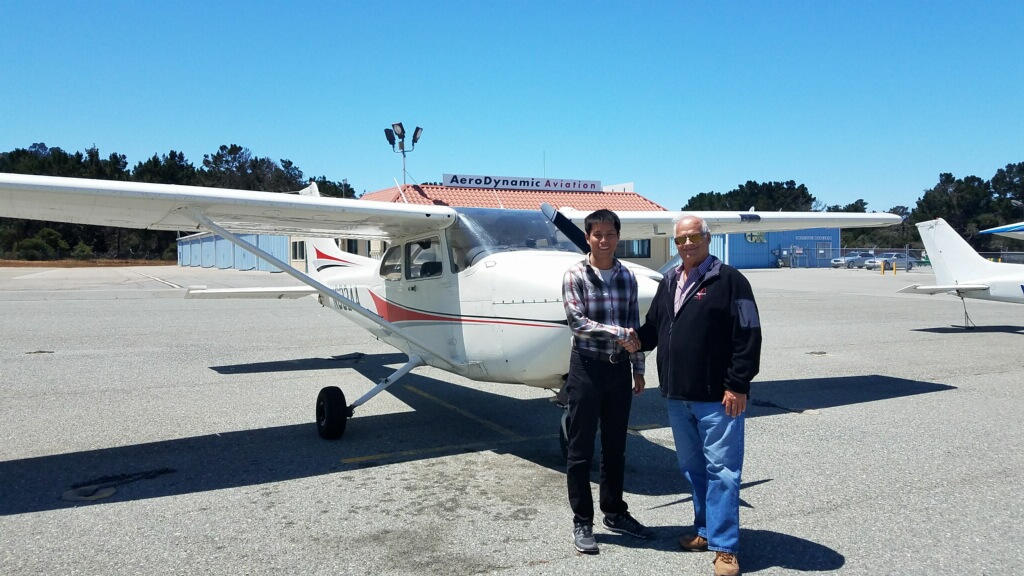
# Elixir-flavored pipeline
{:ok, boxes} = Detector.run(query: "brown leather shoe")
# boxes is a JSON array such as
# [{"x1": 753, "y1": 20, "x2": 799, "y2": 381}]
[
  {"x1": 678, "y1": 533, "x2": 708, "y2": 551},
  {"x1": 713, "y1": 551, "x2": 740, "y2": 576}
]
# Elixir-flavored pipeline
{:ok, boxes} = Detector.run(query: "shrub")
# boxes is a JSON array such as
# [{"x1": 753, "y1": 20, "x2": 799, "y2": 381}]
[
  {"x1": 15, "y1": 238, "x2": 54, "y2": 260},
  {"x1": 72, "y1": 242, "x2": 95, "y2": 260}
]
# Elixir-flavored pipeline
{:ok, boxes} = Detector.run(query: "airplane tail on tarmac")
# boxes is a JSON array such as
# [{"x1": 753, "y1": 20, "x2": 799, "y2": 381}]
[
  {"x1": 298, "y1": 182, "x2": 380, "y2": 276},
  {"x1": 898, "y1": 218, "x2": 1024, "y2": 305},
  {"x1": 917, "y1": 218, "x2": 994, "y2": 288}
]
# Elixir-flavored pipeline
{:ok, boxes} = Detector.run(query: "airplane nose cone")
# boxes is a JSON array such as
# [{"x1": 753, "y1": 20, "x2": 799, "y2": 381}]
[{"x1": 636, "y1": 274, "x2": 659, "y2": 317}]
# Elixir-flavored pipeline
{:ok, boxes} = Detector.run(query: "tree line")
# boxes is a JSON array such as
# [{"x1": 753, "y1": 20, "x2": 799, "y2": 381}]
[
  {"x1": 0, "y1": 143, "x2": 354, "y2": 260},
  {"x1": 2, "y1": 142, "x2": 1022, "y2": 260},
  {"x1": 683, "y1": 163, "x2": 1024, "y2": 252}
]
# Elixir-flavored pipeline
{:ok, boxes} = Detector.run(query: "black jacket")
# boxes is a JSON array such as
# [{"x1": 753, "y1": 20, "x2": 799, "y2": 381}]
[{"x1": 637, "y1": 258, "x2": 761, "y2": 401}]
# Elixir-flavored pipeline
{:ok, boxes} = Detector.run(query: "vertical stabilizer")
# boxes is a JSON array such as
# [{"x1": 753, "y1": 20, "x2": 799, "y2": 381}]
[
  {"x1": 297, "y1": 181, "x2": 379, "y2": 276},
  {"x1": 916, "y1": 218, "x2": 994, "y2": 285}
]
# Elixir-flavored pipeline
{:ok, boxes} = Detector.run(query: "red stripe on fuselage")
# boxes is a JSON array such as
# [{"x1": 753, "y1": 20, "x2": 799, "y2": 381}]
[
  {"x1": 367, "y1": 292, "x2": 562, "y2": 328},
  {"x1": 314, "y1": 247, "x2": 355, "y2": 265}
]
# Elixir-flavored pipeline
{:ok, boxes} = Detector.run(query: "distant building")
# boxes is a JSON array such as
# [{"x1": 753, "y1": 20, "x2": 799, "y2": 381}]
[
  {"x1": 175, "y1": 177, "x2": 843, "y2": 271},
  {"x1": 357, "y1": 182, "x2": 668, "y2": 268}
]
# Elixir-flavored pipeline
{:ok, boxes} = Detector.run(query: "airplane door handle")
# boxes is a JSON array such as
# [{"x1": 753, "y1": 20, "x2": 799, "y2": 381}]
[{"x1": 408, "y1": 285, "x2": 416, "y2": 291}]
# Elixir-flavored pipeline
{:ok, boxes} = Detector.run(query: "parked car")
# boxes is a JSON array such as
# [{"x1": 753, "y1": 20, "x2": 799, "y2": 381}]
[
  {"x1": 831, "y1": 251, "x2": 875, "y2": 268},
  {"x1": 864, "y1": 252, "x2": 914, "y2": 270}
]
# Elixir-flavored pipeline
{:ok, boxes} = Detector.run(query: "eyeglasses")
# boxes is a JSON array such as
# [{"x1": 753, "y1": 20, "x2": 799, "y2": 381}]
[{"x1": 674, "y1": 233, "x2": 705, "y2": 245}]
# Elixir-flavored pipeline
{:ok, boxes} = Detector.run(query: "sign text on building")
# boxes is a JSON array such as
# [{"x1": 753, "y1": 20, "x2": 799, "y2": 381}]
[{"x1": 444, "y1": 173, "x2": 601, "y2": 191}]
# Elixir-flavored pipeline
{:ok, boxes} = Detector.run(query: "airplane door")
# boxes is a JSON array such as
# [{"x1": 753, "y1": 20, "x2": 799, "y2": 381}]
[{"x1": 398, "y1": 236, "x2": 458, "y2": 360}]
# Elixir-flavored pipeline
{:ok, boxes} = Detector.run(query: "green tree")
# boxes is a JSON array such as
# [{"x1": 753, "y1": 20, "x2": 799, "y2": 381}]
[
  {"x1": 14, "y1": 238, "x2": 53, "y2": 260},
  {"x1": 826, "y1": 199, "x2": 868, "y2": 213},
  {"x1": 132, "y1": 150, "x2": 199, "y2": 185},
  {"x1": 684, "y1": 180, "x2": 816, "y2": 212},
  {"x1": 71, "y1": 241, "x2": 94, "y2": 260},
  {"x1": 36, "y1": 227, "x2": 70, "y2": 256},
  {"x1": 313, "y1": 176, "x2": 356, "y2": 199}
]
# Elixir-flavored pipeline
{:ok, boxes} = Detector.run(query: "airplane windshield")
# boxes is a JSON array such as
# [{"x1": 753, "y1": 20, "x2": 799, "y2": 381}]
[{"x1": 448, "y1": 208, "x2": 583, "y2": 271}]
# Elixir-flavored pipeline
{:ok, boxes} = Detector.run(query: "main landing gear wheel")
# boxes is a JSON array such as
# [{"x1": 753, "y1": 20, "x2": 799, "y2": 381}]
[
  {"x1": 559, "y1": 410, "x2": 570, "y2": 460},
  {"x1": 316, "y1": 386, "x2": 349, "y2": 440}
]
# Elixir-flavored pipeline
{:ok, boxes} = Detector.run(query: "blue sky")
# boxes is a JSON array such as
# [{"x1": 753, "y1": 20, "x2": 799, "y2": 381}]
[{"x1": 2, "y1": 1, "x2": 1021, "y2": 212}]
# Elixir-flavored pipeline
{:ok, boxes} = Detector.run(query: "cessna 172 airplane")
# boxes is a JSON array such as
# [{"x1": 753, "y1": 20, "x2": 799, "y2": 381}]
[
  {"x1": 0, "y1": 172, "x2": 900, "y2": 441},
  {"x1": 899, "y1": 218, "x2": 1024, "y2": 325}
]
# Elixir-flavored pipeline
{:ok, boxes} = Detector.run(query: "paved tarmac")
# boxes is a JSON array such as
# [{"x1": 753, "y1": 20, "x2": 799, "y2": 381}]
[{"x1": 1, "y1": 265, "x2": 1021, "y2": 575}]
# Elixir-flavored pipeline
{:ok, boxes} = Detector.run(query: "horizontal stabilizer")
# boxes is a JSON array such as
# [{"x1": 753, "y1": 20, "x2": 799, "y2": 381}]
[
  {"x1": 185, "y1": 285, "x2": 317, "y2": 299},
  {"x1": 980, "y1": 221, "x2": 1024, "y2": 241},
  {"x1": 897, "y1": 284, "x2": 989, "y2": 295}
]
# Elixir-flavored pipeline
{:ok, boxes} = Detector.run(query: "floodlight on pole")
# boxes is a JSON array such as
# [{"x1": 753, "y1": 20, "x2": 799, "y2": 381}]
[{"x1": 383, "y1": 121, "x2": 423, "y2": 185}]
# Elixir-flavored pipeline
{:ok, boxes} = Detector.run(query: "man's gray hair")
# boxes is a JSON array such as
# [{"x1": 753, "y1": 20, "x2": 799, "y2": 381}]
[{"x1": 672, "y1": 213, "x2": 711, "y2": 236}]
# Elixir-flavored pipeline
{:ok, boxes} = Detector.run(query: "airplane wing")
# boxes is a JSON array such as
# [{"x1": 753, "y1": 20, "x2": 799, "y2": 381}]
[
  {"x1": 0, "y1": 173, "x2": 456, "y2": 241},
  {"x1": 0, "y1": 173, "x2": 471, "y2": 374},
  {"x1": 558, "y1": 208, "x2": 901, "y2": 237},
  {"x1": 897, "y1": 284, "x2": 990, "y2": 295},
  {"x1": 979, "y1": 221, "x2": 1024, "y2": 241},
  {"x1": 185, "y1": 286, "x2": 318, "y2": 299}
]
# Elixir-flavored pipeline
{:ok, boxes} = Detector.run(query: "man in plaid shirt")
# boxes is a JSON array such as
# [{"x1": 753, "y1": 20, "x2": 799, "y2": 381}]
[{"x1": 561, "y1": 209, "x2": 652, "y2": 554}]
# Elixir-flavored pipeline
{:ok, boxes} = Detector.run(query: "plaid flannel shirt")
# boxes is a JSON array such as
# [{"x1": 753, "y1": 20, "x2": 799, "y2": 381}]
[{"x1": 562, "y1": 257, "x2": 644, "y2": 374}]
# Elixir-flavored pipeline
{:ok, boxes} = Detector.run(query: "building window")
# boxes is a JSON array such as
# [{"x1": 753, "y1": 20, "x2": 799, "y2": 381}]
[
  {"x1": 291, "y1": 241, "x2": 305, "y2": 260},
  {"x1": 745, "y1": 232, "x2": 766, "y2": 243},
  {"x1": 615, "y1": 239, "x2": 651, "y2": 259}
]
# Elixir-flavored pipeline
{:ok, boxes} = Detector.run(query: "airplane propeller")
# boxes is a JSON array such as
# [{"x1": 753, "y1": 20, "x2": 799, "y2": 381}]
[{"x1": 540, "y1": 203, "x2": 590, "y2": 254}]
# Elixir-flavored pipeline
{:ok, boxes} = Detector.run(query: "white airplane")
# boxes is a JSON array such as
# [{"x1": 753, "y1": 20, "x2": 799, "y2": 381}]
[
  {"x1": 980, "y1": 220, "x2": 1024, "y2": 241},
  {"x1": 0, "y1": 172, "x2": 900, "y2": 441},
  {"x1": 899, "y1": 218, "x2": 1024, "y2": 325}
]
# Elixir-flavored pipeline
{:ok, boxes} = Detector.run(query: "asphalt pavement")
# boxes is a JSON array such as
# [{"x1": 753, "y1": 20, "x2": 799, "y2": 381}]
[{"x1": 1, "y1": 265, "x2": 1020, "y2": 575}]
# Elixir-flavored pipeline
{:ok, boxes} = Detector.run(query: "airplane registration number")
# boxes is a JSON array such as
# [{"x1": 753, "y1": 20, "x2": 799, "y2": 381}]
[{"x1": 331, "y1": 285, "x2": 360, "y2": 311}]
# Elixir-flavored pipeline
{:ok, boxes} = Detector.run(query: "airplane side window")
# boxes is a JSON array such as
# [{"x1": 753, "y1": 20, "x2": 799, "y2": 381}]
[
  {"x1": 447, "y1": 227, "x2": 477, "y2": 273},
  {"x1": 406, "y1": 236, "x2": 443, "y2": 280},
  {"x1": 379, "y1": 246, "x2": 402, "y2": 281}
]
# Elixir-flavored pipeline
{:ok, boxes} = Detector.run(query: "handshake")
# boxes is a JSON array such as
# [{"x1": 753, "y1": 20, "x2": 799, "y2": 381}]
[{"x1": 618, "y1": 328, "x2": 641, "y2": 353}]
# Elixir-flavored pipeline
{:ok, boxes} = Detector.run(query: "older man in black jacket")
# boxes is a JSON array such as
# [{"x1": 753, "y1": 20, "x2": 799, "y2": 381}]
[{"x1": 634, "y1": 214, "x2": 761, "y2": 576}]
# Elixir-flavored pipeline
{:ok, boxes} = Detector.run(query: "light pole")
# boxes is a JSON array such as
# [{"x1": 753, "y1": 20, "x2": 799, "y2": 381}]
[
  {"x1": 384, "y1": 122, "x2": 423, "y2": 185},
  {"x1": 1012, "y1": 199, "x2": 1024, "y2": 221}
]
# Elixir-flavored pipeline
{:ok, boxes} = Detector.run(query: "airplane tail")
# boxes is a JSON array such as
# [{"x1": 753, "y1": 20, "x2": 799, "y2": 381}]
[
  {"x1": 916, "y1": 218, "x2": 994, "y2": 285},
  {"x1": 298, "y1": 182, "x2": 379, "y2": 276}
]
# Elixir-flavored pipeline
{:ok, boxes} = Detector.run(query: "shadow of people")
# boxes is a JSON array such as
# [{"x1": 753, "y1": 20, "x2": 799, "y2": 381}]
[{"x1": 740, "y1": 528, "x2": 845, "y2": 572}]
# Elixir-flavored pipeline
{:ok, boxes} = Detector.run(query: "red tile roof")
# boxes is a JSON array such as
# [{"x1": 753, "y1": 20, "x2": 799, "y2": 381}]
[{"x1": 360, "y1": 184, "x2": 666, "y2": 212}]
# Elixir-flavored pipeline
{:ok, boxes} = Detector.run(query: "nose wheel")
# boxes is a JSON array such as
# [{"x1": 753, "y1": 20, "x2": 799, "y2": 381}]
[{"x1": 316, "y1": 386, "x2": 350, "y2": 439}]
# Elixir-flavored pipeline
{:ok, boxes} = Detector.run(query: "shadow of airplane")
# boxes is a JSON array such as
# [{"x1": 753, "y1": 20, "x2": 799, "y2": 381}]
[
  {"x1": 913, "y1": 325, "x2": 1024, "y2": 334},
  {"x1": 0, "y1": 353, "x2": 955, "y2": 517}
]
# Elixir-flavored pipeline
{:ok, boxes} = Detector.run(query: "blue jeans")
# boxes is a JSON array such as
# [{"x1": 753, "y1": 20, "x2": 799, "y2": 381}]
[{"x1": 666, "y1": 398, "x2": 744, "y2": 554}]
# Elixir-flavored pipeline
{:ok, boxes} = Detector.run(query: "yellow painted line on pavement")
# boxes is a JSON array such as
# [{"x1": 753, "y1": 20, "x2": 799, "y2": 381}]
[{"x1": 403, "y1": 384, "x2": 520, "y2": 439}]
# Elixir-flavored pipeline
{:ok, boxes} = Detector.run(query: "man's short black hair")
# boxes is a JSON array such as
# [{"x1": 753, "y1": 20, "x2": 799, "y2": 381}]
[{"x1": 584, "y1": 209, "x2": 621, "y2": 235}]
